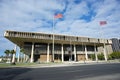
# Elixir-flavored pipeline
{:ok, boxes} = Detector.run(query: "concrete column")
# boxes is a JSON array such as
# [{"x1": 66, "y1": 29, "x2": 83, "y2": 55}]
[
  {"x1": 20, "y1": 51, "x2": 23, "y2": 62},
  {"x1": 94, "y1": 44, "x2": 98, "y2": 62},
  {"x1": 85, "y1": 45, "x2": 88, "y2": 61},
  {"x1": 17, "y1": 48, "x2": 20, "y2": 62},
  {"x1": 25, "y1": 55, "x2": 29, "y2": 62},
  {"x1": 30, "y1": 43, "x2": 34, "y2": 63},
  {"x1": 103, "y1": 44, "x2": 107, "y2": 61},
  {"x1": 12, "y1": 45, "x2": 17, "y2": 63},
  {"x1": 47, "y1": 43, "x2": 50, "y2": 62},
  {"x1": 24, "y1": 54, "x2": 26, "y2": 62},
  {"x1": 24, "y1": 55, "x2": 27, "y2": 62},
  {"x1": 61, "y1": 44, "x2": 64, "y2": 62},
  {"x1": 74, "y1": 44, "x2": 76, "y2": 61}
]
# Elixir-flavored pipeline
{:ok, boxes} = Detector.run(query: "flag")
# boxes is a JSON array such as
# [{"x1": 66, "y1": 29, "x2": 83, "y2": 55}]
[
  {"x1": 100, "y1": 21, "x2": 107, "y2": 26},
  {"x1": 54, "y1": 14, "x2": 63, "y2": 18}
]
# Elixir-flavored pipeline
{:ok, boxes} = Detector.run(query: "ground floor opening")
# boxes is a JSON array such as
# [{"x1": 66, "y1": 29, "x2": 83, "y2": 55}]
[
  {"x1": 64, "y1": 54, "x2": 74, "y2": 61},
  {"x1": 32, "y1": 54, "x2": 87, "y2": 62},
  {"x1": 34, "y1": 55, "x2": 40, "y2": 62}
]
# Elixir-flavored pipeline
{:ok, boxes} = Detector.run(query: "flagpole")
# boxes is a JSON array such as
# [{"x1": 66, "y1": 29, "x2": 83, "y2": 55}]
[
  {"x1": 52, "y1": 15, "x2": 55, "y2": 62},
  {"x1": 69, "y1": 37, "x2": 72, "y2": 61},
  {"x1": 101, "y1": 28, "x2": 107, "y2": 61},
  {"x1": 99, "y1": 21, "x2": 107, "y2": 61},
  {"x1": 52, "y1": 13, "x2": 62, "y2": 62}
]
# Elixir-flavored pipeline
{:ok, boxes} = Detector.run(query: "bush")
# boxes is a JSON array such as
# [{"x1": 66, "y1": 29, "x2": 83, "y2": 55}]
[
  {"x1": 108, "y1": 55, "x2": 112, "y2": 60},
  {"x1": 98, "y1": 53, "x2": 104, "y2": 60},
  {"x1": 91, "y1": 54, "x2": 96, "y2": 60},
  {"x1": 109, "y1": 52, "x2": 120, "y2": 60}
]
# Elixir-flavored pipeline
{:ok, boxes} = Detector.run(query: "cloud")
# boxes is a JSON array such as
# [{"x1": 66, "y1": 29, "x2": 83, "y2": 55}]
[
  {"x1": 0, "y1": 0, "x2": 120, "y2": 56},
  {"x1": 64, "y1": 1, "x2": 89, "y2": 20}
]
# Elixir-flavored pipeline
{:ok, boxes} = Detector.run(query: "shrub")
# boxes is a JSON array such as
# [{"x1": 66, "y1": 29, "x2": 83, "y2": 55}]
[
  {"x1": 109, "y1": 52, "x2": 120, "y2": 59},
  {"x1": 98, "y1": 53, "x2": 104, "y2": 60},
  {"x1": 91, "y1": 54, "x2": 96, "y2": 60}
]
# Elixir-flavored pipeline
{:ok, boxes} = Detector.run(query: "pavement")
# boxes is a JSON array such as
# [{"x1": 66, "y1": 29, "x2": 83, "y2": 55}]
[
  {"x1": 0, "y1": 62, "x2": 120, "y2": 80},
  {"x1": 19, "y1": 60, "x2": 120, "y2": 68}
]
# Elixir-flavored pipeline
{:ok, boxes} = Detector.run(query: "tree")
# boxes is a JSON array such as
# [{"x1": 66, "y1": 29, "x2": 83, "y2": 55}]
[
  {"x1": 4, "y1": 50, "x2": 11, "y2": 62},
  {"x1": 4, "y1": 50, "x2": 10, "y2": 57}
]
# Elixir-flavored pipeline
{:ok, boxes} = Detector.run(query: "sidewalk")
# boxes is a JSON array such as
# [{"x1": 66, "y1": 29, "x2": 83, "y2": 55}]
[
  {"x1": 2, "y1": 60, "x2": 119, "y2": 68},
  {"x1": 25, "y1": 60, "x2": 120, "y2": 68}
]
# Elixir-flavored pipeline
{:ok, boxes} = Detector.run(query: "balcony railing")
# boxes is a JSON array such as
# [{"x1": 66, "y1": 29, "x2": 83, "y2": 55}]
[{"x1": 4, "y1": 31, "x2": 112, "y2": 44}]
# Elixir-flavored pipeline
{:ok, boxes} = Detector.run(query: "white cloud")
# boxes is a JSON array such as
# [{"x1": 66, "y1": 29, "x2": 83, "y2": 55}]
[
  {"x1": 64, "y1": 1, "x2": 89, "y2": 19},
  {"x1": 0, "y1": 0, "x2": 120, "y2": 56}
]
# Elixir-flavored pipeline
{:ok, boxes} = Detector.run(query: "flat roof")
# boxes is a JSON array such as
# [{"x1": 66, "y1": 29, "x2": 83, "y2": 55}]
[{"x1": 4, "y1": 30, "x2": 112, "y2": 47}]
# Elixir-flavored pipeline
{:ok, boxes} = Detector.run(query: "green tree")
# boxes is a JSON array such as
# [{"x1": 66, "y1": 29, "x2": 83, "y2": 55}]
[
  {"x1": 11, "y1": 50, "x2": 16, "y2": 54},
  {"x1": 4, "y1": 50, "x2": 11, "y2": 62},
  {"x1": 4, "y1": 50, "x2": 10, "y2": 57}
]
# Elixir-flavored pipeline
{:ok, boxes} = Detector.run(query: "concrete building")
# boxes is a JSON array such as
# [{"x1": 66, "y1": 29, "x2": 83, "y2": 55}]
[
  {"x1": 111, "y1": 38, "x2": 120, "y2": 52},
  {"x1": 4, "y1": 30, "x2": 113, "y2": 63}
]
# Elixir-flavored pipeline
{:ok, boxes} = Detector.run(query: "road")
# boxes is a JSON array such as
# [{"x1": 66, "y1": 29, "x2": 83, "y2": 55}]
[{"x1": 0, "y1": 63, "x2": 120, "y2": 80}]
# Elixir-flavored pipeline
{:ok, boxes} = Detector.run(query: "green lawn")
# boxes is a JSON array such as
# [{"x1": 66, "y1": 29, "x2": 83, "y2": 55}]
[
  {"x1": 0, "y1": 63, "x2": 36, "y2": 68},
  {"x1": 0, "y1": 62, "x2": 62, "y2": 68}
]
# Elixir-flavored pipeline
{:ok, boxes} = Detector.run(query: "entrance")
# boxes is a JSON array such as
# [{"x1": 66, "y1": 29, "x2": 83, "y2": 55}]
[
  {"x1": 34, "y1": 55, "x2": 40, "y2": 62},
  {"x1": 64, "y1": 54, "x2": 74, "y2": 61}
]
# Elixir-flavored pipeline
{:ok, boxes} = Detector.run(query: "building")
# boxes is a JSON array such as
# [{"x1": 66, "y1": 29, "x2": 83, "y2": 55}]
[
  {"x1": 4, "y1": 30, "x2": 113, "y2": 63},
  {"x1": 0, "y1": 56, "x2": 11, "y2": 63},
  {"x1": 111, "y1": 38, "x2": 120, "y2": 52}
]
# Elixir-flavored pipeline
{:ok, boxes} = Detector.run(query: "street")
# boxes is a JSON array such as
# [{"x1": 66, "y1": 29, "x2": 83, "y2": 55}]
[{"x1": 0, "y1": 63, "x2": 120, "y2": 80}]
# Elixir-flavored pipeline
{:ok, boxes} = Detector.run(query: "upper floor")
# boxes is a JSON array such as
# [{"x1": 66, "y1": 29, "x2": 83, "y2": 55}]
[{"x1": 4, "y1": 30, "x2": 112, "y2": 47}]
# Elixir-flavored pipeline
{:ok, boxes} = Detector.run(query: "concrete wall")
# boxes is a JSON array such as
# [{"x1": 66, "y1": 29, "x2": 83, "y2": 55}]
[{"x1": 77, "y1": 54, "x2": 85, "y2": 61}]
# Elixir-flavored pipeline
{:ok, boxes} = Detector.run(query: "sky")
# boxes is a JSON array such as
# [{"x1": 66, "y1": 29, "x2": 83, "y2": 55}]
[{"x1": 0, "y1": 0, "x2": 120, "y2": 56}]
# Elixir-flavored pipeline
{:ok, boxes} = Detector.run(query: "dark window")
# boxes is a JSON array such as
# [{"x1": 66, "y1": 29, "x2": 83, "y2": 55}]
[{"x1": 87, "y1": 46, "x2": 94, "y2": 51}]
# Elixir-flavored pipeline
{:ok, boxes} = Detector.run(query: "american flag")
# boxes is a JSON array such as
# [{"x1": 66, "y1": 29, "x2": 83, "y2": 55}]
[
  {"x1": 100, "y1": 21, "x2": 107, "y2": 26},
  {"x1": 54, "y1": 14, "x2": 63, "y2": 18}
]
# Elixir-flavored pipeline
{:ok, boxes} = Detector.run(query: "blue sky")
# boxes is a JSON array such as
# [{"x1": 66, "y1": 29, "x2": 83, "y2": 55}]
[{"x1": 0, "y1": 0, "x2": 120, "y2": 56}]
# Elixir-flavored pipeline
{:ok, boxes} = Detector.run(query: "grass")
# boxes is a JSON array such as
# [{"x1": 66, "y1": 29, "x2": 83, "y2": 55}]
[
  {"x1": 0, "y1": 63, "x2": 11, "y2": 68},
  {"x1": 0, "y1": 62, "x2": 36, "y2": 68},
  {"x1": 0, "y1": 62, "x2": 63, "y2": 68},
  {"x1": 1, "y1": 60, "x2": 119, "y2": 68}
]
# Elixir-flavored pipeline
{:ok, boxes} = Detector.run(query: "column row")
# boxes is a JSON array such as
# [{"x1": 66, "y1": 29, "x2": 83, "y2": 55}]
[{"x1": 21, "y1": 43, "x2": 107, "y2": 63}]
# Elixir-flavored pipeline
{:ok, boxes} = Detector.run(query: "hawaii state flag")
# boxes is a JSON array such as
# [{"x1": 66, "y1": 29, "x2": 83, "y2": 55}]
[
  {"x1": 100, "y1": 21, "x2": 107, "y2": 26},
  {"x1": 54, "y1": 14, "x2": 63, "y2": 18}
]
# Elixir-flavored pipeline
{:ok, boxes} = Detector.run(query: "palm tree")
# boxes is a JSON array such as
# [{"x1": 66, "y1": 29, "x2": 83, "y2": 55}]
[
  {"x1": 4, "y1": 50, "x2": 11, "y2": 62},
  {"x1": 4, "y1": 50, "x2": 10, "y2": 57}
]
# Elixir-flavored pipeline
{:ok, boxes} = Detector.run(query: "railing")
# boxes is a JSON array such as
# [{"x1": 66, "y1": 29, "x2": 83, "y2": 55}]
[
  {"x1": 77, "y1": 51, "x2": 99, "y2": 54},
  {"x1": 4, "y1": 31, "x2": 111, "y2": 44}
]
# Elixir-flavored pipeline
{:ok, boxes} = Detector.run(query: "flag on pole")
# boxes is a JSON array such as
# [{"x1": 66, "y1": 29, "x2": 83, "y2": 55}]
[
  {"x1": 54, "y1": 14, "x2": 63, "y2": 18},
  {"x1": 100, "y1": 21, "x2": 107, "y2": 26}
]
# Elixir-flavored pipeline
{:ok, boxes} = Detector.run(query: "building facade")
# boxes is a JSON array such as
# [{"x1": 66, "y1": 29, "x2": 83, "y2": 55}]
[
  {"x1": 111, "y1": 38, "x2": 120, "y2": 52},
  {"x1": 4, "y1": 30, "x2": 113, "y2": 62}
]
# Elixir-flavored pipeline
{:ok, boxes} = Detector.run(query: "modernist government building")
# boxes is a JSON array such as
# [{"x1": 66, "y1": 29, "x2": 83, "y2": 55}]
[{"x1": 4, "y1": 30, "x2": 113, "y2": 63}]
